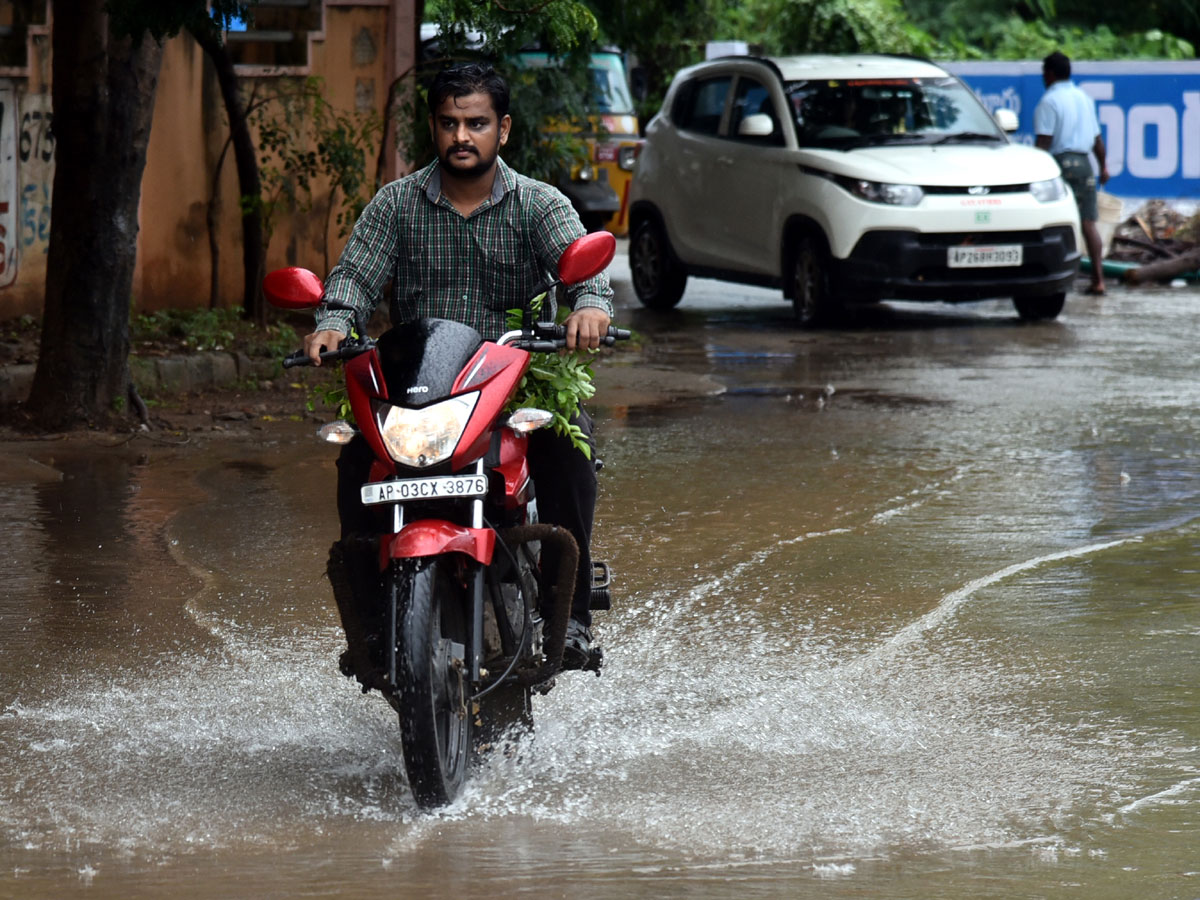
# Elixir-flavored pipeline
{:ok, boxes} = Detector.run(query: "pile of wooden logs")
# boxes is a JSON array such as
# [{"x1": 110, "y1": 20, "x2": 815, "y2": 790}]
[{"x1": 1107, "y1": 200, "x2": 1200, "y2": 285}]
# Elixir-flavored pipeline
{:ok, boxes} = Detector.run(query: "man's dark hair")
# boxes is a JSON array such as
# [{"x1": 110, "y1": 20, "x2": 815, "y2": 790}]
[
  {"x1": 428, "y1": 62, "x2": 510, "y2": 119},
  {"x1": 1043, "y1": 51, "x2": 1071, "y2": 80}
]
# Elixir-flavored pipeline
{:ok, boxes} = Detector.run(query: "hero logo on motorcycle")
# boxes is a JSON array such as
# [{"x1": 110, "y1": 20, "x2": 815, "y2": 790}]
[{"x1": 361, "y1": 475, "x2": 488, "y2": 504}]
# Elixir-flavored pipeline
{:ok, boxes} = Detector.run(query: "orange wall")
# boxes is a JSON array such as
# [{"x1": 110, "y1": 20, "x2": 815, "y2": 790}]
[
  {"x1": 0, "y1": 1, "x2": 413, "y2": 319},
  {"x1": 138, "y1": 3, "x2": 401, "y2": 311}
]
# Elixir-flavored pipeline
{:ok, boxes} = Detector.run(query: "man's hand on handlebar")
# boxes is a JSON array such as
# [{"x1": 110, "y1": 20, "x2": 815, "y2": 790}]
[
  {"x1": 563, "y1": 307, "x2": 611, "y2": 352},
  {"x1": 305, "y1": 329, "x2": 347, "y2": 366}
]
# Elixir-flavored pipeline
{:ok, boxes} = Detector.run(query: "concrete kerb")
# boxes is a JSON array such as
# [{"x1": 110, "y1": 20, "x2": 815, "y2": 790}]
[
  {"x1": 0, "y1": 364, "x2": 35, "y2": 407},
  {"x1": 0, "y1": 351, "x2": 285, "y2": 407}
]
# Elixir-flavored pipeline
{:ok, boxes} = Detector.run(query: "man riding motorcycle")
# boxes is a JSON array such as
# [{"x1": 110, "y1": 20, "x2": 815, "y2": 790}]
[{"x1": 304, "y1": 62, "x2": 615, "y2": 670}]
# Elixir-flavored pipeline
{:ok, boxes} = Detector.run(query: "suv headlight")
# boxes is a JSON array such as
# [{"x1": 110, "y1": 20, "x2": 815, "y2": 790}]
[
  {"x1": 376, "y1": 393, "x2": 478, "y2": 468},
  {"x1": 1030, "y1": 176, "x2": 1069, "y2": 203},
  {"x1": 838, "y1": 176, "x2": 924, "y2": 207}
]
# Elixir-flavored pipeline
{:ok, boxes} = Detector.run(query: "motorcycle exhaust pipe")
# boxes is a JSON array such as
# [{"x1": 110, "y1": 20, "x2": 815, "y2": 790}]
[{"x1": 496, "y1": 523, "x2": 578, "y2": 684}]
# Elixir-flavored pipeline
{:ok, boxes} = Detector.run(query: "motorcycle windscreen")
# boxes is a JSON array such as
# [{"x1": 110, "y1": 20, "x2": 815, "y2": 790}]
[{"x1": 375, "y1": 319, "x2": 484, "y2": 401}]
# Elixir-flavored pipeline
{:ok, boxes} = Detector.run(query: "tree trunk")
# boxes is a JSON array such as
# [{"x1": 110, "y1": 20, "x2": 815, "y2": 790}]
[
  {"x1": 189, "y1": 25, "x2": 266, "y2": 325},
  {"x1": 26, "y1": 1, "x2": 164, "y2": 430},
  {"x1": 1124, "y1": 245, "x2": 1200, "y2": 285}
]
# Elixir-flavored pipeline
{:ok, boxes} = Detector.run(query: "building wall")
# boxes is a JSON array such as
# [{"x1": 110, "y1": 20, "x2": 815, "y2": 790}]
[
  {"x1": 0, "y1": 0, "x2": 415, "y2": 319},
  {"x1": 0, "y1": 21, "x2": 50, "y2": 318}
]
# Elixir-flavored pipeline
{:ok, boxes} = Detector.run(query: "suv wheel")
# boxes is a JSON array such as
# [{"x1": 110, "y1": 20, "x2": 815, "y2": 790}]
[
  {"x1": 1013, "y1": 292, "x2": 1065, "y2": 321},
  {"x1": 789, "y1": 234, "x2": 839, "y2": 327},
  {"x1": 630, "y1": 219, "x2": 687, "y2": 310}
]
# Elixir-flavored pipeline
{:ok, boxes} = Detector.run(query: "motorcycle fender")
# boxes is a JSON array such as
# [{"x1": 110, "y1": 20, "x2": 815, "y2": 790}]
[{"x1": 380, "y1": 520, "x2": 495, "y2": 568}]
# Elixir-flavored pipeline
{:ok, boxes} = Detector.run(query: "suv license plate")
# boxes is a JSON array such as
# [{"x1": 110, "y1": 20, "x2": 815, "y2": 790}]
[
  {"x1": 361, "y1": 475, "x2": 488, "y2": 505},
  {"x1": 947, "y1": 245, "x2": 1023, "y2": 268}
]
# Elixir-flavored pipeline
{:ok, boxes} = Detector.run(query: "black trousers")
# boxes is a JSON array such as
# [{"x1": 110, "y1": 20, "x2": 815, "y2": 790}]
[{"x1": 335, "y1": 409, "x2": 598, "y2": 627}]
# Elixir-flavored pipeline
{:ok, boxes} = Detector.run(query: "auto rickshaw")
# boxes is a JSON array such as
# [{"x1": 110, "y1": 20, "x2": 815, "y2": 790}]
[{"x1": 515, "y1": 48, "x2": 642, "y2": 236}]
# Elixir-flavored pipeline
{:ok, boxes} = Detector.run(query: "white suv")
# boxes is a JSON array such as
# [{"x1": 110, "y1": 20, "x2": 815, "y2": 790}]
[{"x1": 628, "y1": 54, "x2": 1082, "y2": 324}]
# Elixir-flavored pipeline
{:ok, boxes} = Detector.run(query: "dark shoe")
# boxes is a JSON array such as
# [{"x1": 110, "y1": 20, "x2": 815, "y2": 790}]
[
  {"x1": 338, "y1": 641, "x2": 386, "y2": 694},
  {"x1": 561, "y1": 618, "x2": 593, "y2": 670}
]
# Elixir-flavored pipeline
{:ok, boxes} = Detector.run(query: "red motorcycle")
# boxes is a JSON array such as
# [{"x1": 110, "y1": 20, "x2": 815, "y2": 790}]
[{"x1": 262, "y1": 232, "x2": 627, "y2": 808}]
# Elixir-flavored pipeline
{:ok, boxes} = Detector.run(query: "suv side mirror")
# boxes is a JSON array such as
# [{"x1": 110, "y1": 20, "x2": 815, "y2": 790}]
[
  {"x1": 994, "y1": 108, "x2": 1019, "y2": 132},
  {"x1": 738, "y1": 113, "x2": 775, "y2": 138}
]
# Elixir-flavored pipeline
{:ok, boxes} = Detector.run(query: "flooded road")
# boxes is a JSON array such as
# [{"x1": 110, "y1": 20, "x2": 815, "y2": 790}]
[{"x1": 3, "y1": 273, "x2": 1199, "y2": 898}]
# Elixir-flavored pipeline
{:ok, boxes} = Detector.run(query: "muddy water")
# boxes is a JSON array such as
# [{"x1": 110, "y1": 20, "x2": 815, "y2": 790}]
[{"x1": 3, "y1": 283, "x2": 1199, "y2": 898}]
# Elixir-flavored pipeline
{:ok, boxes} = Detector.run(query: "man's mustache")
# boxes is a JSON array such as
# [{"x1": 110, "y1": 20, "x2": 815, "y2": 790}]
[{"x1": 448, "y1": 145, "x2": 477, "y2": 155}]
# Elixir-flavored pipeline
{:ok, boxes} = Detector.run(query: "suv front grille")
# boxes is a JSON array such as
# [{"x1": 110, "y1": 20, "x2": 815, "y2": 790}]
[{"x1": 921, "y1": 184, "x2": 1029, "y2": 195}]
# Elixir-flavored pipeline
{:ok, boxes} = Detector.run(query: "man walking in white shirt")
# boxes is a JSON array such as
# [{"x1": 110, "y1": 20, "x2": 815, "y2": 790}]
[{"x1": 1034, "y1": 50, "x2": 1110, "y2": 295}]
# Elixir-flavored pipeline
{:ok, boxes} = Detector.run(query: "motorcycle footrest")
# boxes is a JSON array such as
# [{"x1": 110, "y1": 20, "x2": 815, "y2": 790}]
[
  {"x1": 583, "y1": 645, "x2": 604, "y2": 675},
  {"x1": 589, "y1": 560, "x2": 612, "y2": 611}
]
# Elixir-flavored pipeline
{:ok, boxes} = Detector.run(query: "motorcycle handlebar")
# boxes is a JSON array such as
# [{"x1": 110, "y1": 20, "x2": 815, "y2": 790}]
[
  {"x1": 281, "y1": 338, "x2": 373, "y2": 368},
  {"x1": 515, "y1": 324, "x2": 631, "y2": 352},
  {"x1": 285, "y1": 326, "x2": 631, "y2": 364},
  {"x1": 283, "y1": 349, "x2": 341, "y2": 368}
]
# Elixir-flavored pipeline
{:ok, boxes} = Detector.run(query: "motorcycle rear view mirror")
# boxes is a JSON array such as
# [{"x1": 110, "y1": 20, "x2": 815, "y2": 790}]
[
  {"x1": 263, "y1": 267, "x2": 324, "y2": 310},
  {"x1": 557, "y1": 231, "x2": 616, "y2": 285}
]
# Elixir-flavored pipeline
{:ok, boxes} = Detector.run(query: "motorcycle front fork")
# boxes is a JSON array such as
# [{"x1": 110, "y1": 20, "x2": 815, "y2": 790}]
[{"x1": 386, "y1": 460, "x2": 487, "y2": 687}]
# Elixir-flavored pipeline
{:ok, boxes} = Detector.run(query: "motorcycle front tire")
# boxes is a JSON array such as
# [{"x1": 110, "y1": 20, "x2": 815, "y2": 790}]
[{"x1": 392, "y1": 557, "x2": 472, "y2": 808}]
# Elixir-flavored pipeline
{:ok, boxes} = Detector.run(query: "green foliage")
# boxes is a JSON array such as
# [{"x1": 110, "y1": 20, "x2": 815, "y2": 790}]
[
  {"x1": 1049, "y1": 0, "x2": 1200, "y2": 52},
  {"x1": 587, "y1": 0, "x2": 1198, "y2": 130},
  {"x1": 398, "y1": 0, "x2": 602, "y2": 184},
  {"x1": 306, "y1": 368, "x2": 352, "y2": 421},
  {"x1": 249, "y1": 77, "x2": 381, "y2": 261},
  {"x1": 2, "y1": 314, "x2": 37, "y2": 343},
  {"x1": 987, "y1": 21, "x2": 1194, "y2": 61},
  {"x1": 515, "y1": 351, "x2": 597, "y2": 459},
  {"x1": 903, "y1": 0, "x2": 1196, "y2": 60},
  {"x1": 503, "y1": 298, "x2": 597, "y2": 458},
  {"x1": 750, "y1": 0, "x2": 929, "y2": 55},
  {"x1": 132, "y1": 307, "x2": 299, "y2": 357}
]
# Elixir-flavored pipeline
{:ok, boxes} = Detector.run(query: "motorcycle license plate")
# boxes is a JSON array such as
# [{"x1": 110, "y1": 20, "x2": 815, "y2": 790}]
[
  {"x1": 947, "y1": 245, "x2": 1022, "y2": 268},
  {"x1": 360, "y1": 475, "x2": 488, "y2": 505}
]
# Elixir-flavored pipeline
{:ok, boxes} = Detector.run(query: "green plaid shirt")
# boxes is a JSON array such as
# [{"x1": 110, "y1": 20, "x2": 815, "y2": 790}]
[{"x1": 316, "y1": 158, "x2": 614, "y2": 340}]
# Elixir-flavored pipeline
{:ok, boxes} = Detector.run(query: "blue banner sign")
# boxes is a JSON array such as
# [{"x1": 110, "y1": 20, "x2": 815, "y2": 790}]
[{"x1": 944, "y1": 61, "x2": 1200, "y2": 201}]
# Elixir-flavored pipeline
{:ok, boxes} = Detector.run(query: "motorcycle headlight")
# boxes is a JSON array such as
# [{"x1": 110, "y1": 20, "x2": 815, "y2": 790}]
[
  {"x1": 1030, "y1": 176, "x2": 1069, "y2": 203},
  {"x1": 376, "y1": 393, "x2": 478, "y2": 468}
]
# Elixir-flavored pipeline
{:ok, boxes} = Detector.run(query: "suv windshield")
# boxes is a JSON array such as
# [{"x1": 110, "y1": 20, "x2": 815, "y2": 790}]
[{"x1": 787, "y1": 77, "x2": 1004, "y2": 149}]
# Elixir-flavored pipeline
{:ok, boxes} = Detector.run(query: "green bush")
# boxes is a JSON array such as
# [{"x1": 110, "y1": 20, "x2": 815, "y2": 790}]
[{"x1": 132, "y1": 308, "x2": 300, "y2": 359}]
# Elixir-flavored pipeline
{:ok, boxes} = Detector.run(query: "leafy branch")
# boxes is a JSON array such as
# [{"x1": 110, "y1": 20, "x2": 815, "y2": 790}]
[
  {"x1": 504, "y1": 297, "x2": 597, "y2": 458},
  {"x1": 249, "y1": 76, "x2": 382, "y2": 272}
]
